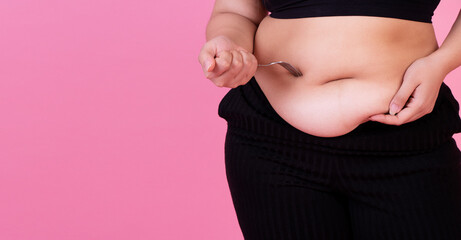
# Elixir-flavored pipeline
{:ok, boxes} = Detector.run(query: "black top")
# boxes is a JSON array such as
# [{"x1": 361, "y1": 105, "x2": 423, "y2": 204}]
[{"x1": 262, "y1": 0, "x2": 441, "y2": 23}]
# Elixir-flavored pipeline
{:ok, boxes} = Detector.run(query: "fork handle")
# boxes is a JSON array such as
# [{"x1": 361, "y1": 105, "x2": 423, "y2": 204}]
[{"x1": 258, "y1": 61, "x2": 283, "y2": 67}]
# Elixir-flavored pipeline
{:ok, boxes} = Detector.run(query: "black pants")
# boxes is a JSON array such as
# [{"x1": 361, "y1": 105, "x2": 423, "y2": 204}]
[{"x1": 218, "y1": 77, "x2": 461, "y2": 240}]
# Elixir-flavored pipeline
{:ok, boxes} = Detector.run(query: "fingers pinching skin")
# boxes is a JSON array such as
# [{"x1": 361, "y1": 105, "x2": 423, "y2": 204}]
[
  {"x1": 368, "y1": 96, "x2": 424, "y2": 125},
  {"x1": 388, "y1": 77, "x2": 418, "y2": 116},
  {"x1": 370, "y1": 108, "x2": 413, "y2": 126}
]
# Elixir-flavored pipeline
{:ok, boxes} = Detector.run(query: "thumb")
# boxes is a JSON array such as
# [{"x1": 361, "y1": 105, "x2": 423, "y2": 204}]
[
  {"x1": 198, "y1": 44, "x2": 217, "y2": 73},
  {"x1": 201, "y1": 52, "x2": 216, "y2": 73},
  {"x1": 389, "y1": 81, "x2": 416, "y2": 115},
  {"x1": 205, "y1": 57, "x2": 216, "y2": 72}
]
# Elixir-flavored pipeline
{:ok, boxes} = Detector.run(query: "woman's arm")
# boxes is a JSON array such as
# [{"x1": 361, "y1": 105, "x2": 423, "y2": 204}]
[
  {"x1": 206, "y1": 0, "x2": 268, "y2": 53},
  {"x1": 428, "y1": 9, "x2": 461, "y2": 75},
  {"x1": 198, "y1": 0, "x2": 268, "y2": 88},
  {"x1": 369, "y1": 8, "x2": 461, "y2": 125}
]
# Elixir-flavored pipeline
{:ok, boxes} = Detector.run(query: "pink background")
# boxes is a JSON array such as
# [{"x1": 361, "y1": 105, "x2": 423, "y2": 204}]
[{"x1": 0, "y1": 0, "x2": 460, "y2": 239}]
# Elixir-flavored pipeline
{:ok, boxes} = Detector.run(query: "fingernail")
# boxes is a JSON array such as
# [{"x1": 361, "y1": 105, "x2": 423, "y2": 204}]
[
  {"x1": 389, "y1": 103, "x2": 399, "y2": 116},
  {"x1": 205, "y1": 61, "x2": 211, "y2": 72}
]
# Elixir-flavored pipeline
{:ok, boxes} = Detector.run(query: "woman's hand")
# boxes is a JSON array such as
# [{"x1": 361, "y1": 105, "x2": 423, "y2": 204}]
[
  {"x1": 198, "y1": 35, "x2": 258, "y2": 88},
  {"x1": 368, "y1": 56, "x2": 446, "y2": 125}
]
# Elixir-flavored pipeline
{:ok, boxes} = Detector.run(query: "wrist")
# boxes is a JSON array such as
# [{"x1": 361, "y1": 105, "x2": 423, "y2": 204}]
[{"x1": 426, "y1": 47, "x2": 461, "y2": 76}]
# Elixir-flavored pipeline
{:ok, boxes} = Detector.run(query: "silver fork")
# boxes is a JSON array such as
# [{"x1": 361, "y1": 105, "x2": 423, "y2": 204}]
[{"x1": 258, "y1": 61, "x2": 303, "y2": 77}]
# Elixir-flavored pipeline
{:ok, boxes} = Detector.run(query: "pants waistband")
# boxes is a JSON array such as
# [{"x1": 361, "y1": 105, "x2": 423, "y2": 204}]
[{"x1": 218, "y1": 77, "x2": 461, "y2": 156}]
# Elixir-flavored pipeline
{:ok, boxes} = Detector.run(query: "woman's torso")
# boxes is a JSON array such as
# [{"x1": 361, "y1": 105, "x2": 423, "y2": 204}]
[{"x1": 253, "y1": 15, "x2": 439, "y2": 137}]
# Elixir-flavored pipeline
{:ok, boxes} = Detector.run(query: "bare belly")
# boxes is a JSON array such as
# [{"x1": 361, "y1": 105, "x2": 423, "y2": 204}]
[{"x1": 253, "y1": 15, "x2": 440, "y2": 137}]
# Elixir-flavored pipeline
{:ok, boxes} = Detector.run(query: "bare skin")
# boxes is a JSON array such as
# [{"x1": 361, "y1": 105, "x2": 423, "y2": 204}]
[
  {"x1": 198, "y1": 0, "x2": 461, "y2": 137},
  {"x1": 252, "y1": 16, "x2": 438, "y2": 137}
]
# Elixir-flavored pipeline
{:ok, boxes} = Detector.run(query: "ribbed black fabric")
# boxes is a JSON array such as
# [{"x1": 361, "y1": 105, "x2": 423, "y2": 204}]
[
  {"x1": 262, "y1": 0, "x2": 441, "y2": 23},
  {"x1": 219, "y1": 77, "x2": 461, "y2": 156},
  {"x1": 218, "y1": 77, "x2": 461, "y2": 240}
]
